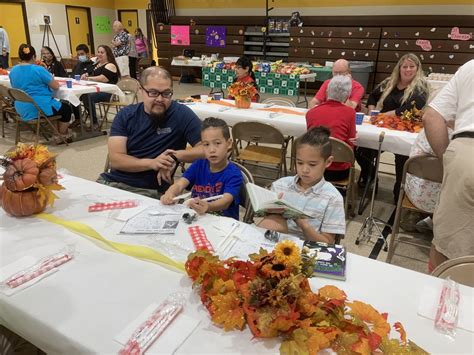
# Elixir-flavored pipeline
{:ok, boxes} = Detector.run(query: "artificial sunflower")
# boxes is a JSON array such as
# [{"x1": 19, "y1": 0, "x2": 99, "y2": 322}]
[
  {"x1": 261, "y1": 262, "x2": 291, "y2": 279},
  {"x1": 274, "y1": 240, "x2": 301, "y2": 268}
]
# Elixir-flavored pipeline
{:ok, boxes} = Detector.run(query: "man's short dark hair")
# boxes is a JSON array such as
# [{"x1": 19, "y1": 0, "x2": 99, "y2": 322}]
[
  {"x1": 75, "y1": 44, "x2": 89, "y2": 53},
  {"x1": 201, "y1": 117, "x2": 230, "y2": 140},
  {"x1": 140, "y1": 66, "x2": 173, "y2": 88}
]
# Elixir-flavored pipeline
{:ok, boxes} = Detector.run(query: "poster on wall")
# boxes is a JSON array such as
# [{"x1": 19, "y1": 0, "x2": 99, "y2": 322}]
[
  {"x1": 171, "y1": 25, "x2": 190, "y2": 46},
  {"x1": 94, "y1": 16, "x2": 111, "y2": 34},
  {"x1": 205, "y1": 26, "x2": 226, "y2": 48}
]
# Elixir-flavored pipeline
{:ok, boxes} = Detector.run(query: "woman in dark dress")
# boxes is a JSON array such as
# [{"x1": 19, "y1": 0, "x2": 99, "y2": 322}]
[
  {"x1": 356, "y1": 53, "x2": 429, "y2": 202},
  {"x1": 41, "y1": 46, "x2": 67, "y2": 77}
]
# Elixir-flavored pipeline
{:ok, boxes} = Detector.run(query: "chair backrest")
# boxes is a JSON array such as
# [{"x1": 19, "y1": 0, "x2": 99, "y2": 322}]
[
  {"x1": 330, "y1": 137, "x2": 355, "y2": 164},
  {"x1": 261, "y1": 97, "x2": 296, "y2": 107},
  {"x1": 231, "y1": 161, "x2": 255, "y2": 223},
  {"x1": 8, "y1": 88, "x2": 45, "y2": 119},
  {"x1": 402, "y1": 155, "x2": 443, "y2": 184},
  {"x1": 232, "y1": 121, "x2": 285, "y2": 146},
  {"x1": 431, "y1": 256, "x2": 474, "y2": 287},
  {"x1": 117, "y1": 78, "x2": 141, "y2": 104}
]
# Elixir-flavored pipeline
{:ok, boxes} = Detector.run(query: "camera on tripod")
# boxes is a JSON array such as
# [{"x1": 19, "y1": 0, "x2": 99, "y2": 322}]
[{"x1": 43, "y1": 15, "x2": 51, "y2": 25}]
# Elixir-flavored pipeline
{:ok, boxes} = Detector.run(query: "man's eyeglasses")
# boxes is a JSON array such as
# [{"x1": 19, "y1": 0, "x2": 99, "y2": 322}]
[{"x1": 141, "y1": 86, "x2": 173, "y2": 99}]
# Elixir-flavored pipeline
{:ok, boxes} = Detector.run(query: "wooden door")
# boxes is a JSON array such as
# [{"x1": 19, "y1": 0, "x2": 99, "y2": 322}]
[
  {"x1": 119, "y1": 10, "x2": 139, "y2": 34},
  {"x1": 0, "y1": 2, "x2": 28, "y2": 66},
  {"x1": 66, "y1": 6, "x2": 92, "y2": 55}
]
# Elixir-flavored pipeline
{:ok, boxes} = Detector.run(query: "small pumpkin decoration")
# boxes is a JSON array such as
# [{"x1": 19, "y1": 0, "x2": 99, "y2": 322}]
[
  {"x1": 1, "y1": 143, "x2": 64, "y2": 217},
  {"x1": 3, "y1": 158, "x2": 39, "y2": 191},
  {"x1": 38, "y1": 167, "x2": 58, "y2": 186},
  {"x1": 0, "y1": 185, "x2": 47, "y2": 217}
]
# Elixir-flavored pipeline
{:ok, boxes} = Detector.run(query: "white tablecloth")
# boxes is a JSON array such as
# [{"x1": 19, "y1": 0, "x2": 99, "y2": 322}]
[
  {"x1": 0, "y1": 75, "x2": 124, "y2": 107},
  {"x1": 188, "y1": 100, "x2": 417, "y2": 156},
  {"x1": 0, "y1": 176, "x2": 472, "y2": 354}
]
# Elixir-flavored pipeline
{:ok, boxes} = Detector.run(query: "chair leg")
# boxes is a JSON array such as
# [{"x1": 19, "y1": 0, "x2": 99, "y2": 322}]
[
  {"x1": 15, "y1": 120, "x2": 20, "y2": 144},
  {"x1": 45, "y1": 119, "x2": 68, "y2": 146},
  {"x1": 386, "y1": 189, "x2": 405, "y2": 263}
]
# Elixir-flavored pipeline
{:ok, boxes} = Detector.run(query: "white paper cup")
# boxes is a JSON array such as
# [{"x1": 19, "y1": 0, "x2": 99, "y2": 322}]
[{"x1": 200, "y1": 95, "x2": 209, "y2": 104}]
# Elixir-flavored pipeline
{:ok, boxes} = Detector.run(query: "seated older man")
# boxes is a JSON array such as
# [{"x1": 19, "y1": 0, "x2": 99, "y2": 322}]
[
  {"x1": 306, "y1": 75, "x2": 356, "y2": 181},
  {"x1": 97, "y1": 66, "x2": 204, "y2": 198},
  {"x1": 308, "y1": 59, "x2": 365, "y2": 111}
]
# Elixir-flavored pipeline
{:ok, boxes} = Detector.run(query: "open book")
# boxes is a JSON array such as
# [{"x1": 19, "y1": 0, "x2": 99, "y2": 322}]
[{"x1": 246, "y1": 183, "x2": 311, "y2": 219}]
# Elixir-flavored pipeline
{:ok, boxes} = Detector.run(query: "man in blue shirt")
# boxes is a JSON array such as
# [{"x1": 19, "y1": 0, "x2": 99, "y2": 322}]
[{"x1": 98, "y1": 67, "x2": 204, "y2": 198}]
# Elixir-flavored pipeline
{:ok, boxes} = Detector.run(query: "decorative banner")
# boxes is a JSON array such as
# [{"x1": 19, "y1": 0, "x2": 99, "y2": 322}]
[
  {"x1": 416, "y1": 39, "x2": 433, "y2": 51},
  {"x1": 205, "y1": 26, "x2": 226, "y2": 48},
  {"x1": 171, "y1": 25, "x2": 190, "y2": 46},
  {"x1": 94, "y1": 16, "x2": 111, "y2": 34},
  {"x1": 448, "y1": 27, "x2": 472, "y2": 41}
]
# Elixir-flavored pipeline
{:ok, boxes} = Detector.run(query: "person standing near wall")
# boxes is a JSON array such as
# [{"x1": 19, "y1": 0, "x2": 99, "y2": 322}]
[
  {"x1": 0, "y1": 26, "x2": 10, "y2": 69},
  {"x1": 124, "y1": 29, "x2": 138, "y2": 79},
  {"x1": 135, "y1": 28, "x2": 148, "y2": 59},
  {"x1": 111, "y1": 21, "x2": 130, "y2": 77}
]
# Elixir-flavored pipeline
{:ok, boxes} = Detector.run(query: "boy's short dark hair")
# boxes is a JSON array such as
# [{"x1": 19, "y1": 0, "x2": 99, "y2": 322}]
[
  {"x1": 201, "y1": 117, "x2": 230, "y2": 140},
  {"x1": 296, "y1": 126, "x2": 332, "y2": 160},
  {"x1": 76, "y1": 44, "x2": 89, "y2": 53}
]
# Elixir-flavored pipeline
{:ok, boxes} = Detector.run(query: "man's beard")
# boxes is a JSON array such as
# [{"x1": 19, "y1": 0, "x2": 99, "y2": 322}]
[{"x1": 148, "y1": 110, "x2": 167, "y2": 130}]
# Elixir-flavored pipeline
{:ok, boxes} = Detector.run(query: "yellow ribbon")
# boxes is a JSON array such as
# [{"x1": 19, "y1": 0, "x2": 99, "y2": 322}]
[{"x1": 36, "y1": 213, "x2": 185, "y2": 273}]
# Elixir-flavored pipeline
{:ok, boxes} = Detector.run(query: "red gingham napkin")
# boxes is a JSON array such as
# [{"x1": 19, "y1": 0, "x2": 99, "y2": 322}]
[
  {"x1": 5, "y1": 253, "x2": 73, "y2": 289},
  {"x1": 188, "y1": 226, "x2": 214, "y2": 252},
  {"x1": 88, "y1": 200, "x2": 138, "y2": 212}
]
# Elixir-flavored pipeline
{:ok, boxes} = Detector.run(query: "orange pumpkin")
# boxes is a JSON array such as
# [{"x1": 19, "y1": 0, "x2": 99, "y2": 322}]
[
  {"x1": 0, "y1": 184, "x2": 46, "y2": 217},
  {"x1": 38, "y1": 167, "x2": 58, "y2": 186},
  {"x1": 3, "y1": 158, "x2": 39, "y2": 192}
]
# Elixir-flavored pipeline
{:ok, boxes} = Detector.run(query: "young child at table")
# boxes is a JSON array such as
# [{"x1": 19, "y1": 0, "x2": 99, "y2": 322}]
[
  {"x1": 258, "y1": 126, "x2": 345, "y2": 243},
  {"x1": 161, "y1": 117, "x2": 243, "y2": 219}
]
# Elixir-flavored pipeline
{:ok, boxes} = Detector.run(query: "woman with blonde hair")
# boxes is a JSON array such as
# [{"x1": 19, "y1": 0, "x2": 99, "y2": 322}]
[{"x1": 357, "y1": 53, "x2": 429, "y2": 202}]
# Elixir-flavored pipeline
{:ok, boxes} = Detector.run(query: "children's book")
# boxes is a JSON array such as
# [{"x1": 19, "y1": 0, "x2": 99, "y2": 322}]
[
  {"x1": 246, "y1": 183, "x2": 311, "y2": 219},
  {"x1": 304, "y1": 241, "x2": 347, "y2": 281}
]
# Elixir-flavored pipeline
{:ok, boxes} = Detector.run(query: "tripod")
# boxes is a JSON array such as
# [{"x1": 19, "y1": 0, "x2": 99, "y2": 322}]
[
  {"x1": 41, "y1": 19, "x2": 63, "y2": 60},
  {"x1": 355, "y1": 131, "x2": 391, "y2": 248}
]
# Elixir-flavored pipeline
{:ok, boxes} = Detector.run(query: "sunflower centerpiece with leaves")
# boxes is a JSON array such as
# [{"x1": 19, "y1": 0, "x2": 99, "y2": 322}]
[
  {"x1": 228, "y1": 81, "x2": 258, "y2": 108},
  {"x1": 0, "y1": 143, "x2": 64, "y2": 217},
  {"x1": 186, "y1": 240, "x2": 427, "y2": 355}
]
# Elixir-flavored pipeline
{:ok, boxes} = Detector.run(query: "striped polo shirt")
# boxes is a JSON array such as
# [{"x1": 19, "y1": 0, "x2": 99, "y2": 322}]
[{"x1": 271, "y1": 176, "x2": 345, "y2": 237}]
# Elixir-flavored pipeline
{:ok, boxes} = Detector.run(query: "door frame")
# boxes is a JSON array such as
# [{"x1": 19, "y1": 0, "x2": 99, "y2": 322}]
[
  {"x1": 0, "y1": 0, "x2": 30, "y2": 44},
  {"x1": 118, "y1": 9, "x2": 139, "y2": 29},
  {"x1": 65, "y1": 5, "x2": 94, "y2": 55}
]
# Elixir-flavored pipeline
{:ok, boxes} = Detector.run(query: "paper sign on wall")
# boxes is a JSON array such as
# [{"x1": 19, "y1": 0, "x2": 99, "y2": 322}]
[
  {"x1": 171, "y1": 25, "x2": 190, "y2": 46},
  {"x1": 94, "y1": 16, "x2": 111, "y2": 34},
  {"x1": 206, "y1": 26, "x2": 226, "y2": 48}
]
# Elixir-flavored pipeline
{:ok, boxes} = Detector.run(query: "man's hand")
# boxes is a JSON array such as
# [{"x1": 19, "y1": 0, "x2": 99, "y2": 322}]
[
  {"x1": 157, "y1": 167, "x2": 174, "y2": 186},
  {"x1": 1, "y1": 48, "x2": 6, "y2": 55},
  {"x1": 188, "y1": 198, "x2": 209, "y2": 215},
  {"x1": 160, "y1": 191, "x2": 177, "y2": 205},
  {"x1": 150, "y1": 149, "x2": 177, "y2": 171}
]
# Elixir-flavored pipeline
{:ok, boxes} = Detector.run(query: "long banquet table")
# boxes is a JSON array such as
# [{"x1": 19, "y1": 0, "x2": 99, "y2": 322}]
[
  {"x1": 1, "y1": 175, "x2": 473, "y2": 354},
  {"x1": 188, "y1": 100, "x2": 418, "y2": 156}
]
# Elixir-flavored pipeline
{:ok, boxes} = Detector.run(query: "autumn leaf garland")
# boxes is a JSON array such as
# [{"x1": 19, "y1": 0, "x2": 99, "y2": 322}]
[{"x1": 185, "y1": 241, "x2": 428, "y2": 355}]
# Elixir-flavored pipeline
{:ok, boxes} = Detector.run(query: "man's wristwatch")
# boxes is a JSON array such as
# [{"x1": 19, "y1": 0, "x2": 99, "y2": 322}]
[{"x1": 169, "y1": 153, "x2": 179, "y2": 165}]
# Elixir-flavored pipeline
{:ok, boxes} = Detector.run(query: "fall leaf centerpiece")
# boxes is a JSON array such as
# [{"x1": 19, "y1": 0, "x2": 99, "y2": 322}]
[
  {"x1": 186, "y1": 240, "x2": 427, "y2": 354},
  {"x1": 0, "y1": 143, "x2": 64, "y2": 217},
  {"x1": 228, "y1": 81, "x2": 258, "y2": 109},
  {"x1": 370, "y1": 103, "x2": 424, "y2": 133}
]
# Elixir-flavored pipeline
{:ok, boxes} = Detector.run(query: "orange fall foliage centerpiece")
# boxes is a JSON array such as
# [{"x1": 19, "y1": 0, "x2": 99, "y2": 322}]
[
  {"x1": 186, "y1": 240, "x2": 427, "y2": 354},
  {"x1": 0, "y1": 143, "x2": 64, "y2": 217},
  {"x1": 371, "y1": 104, "x2": 424, "y2": 133},
  {"x1": 228, "y1": 81, "x2": 258, "y2": 109}
]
